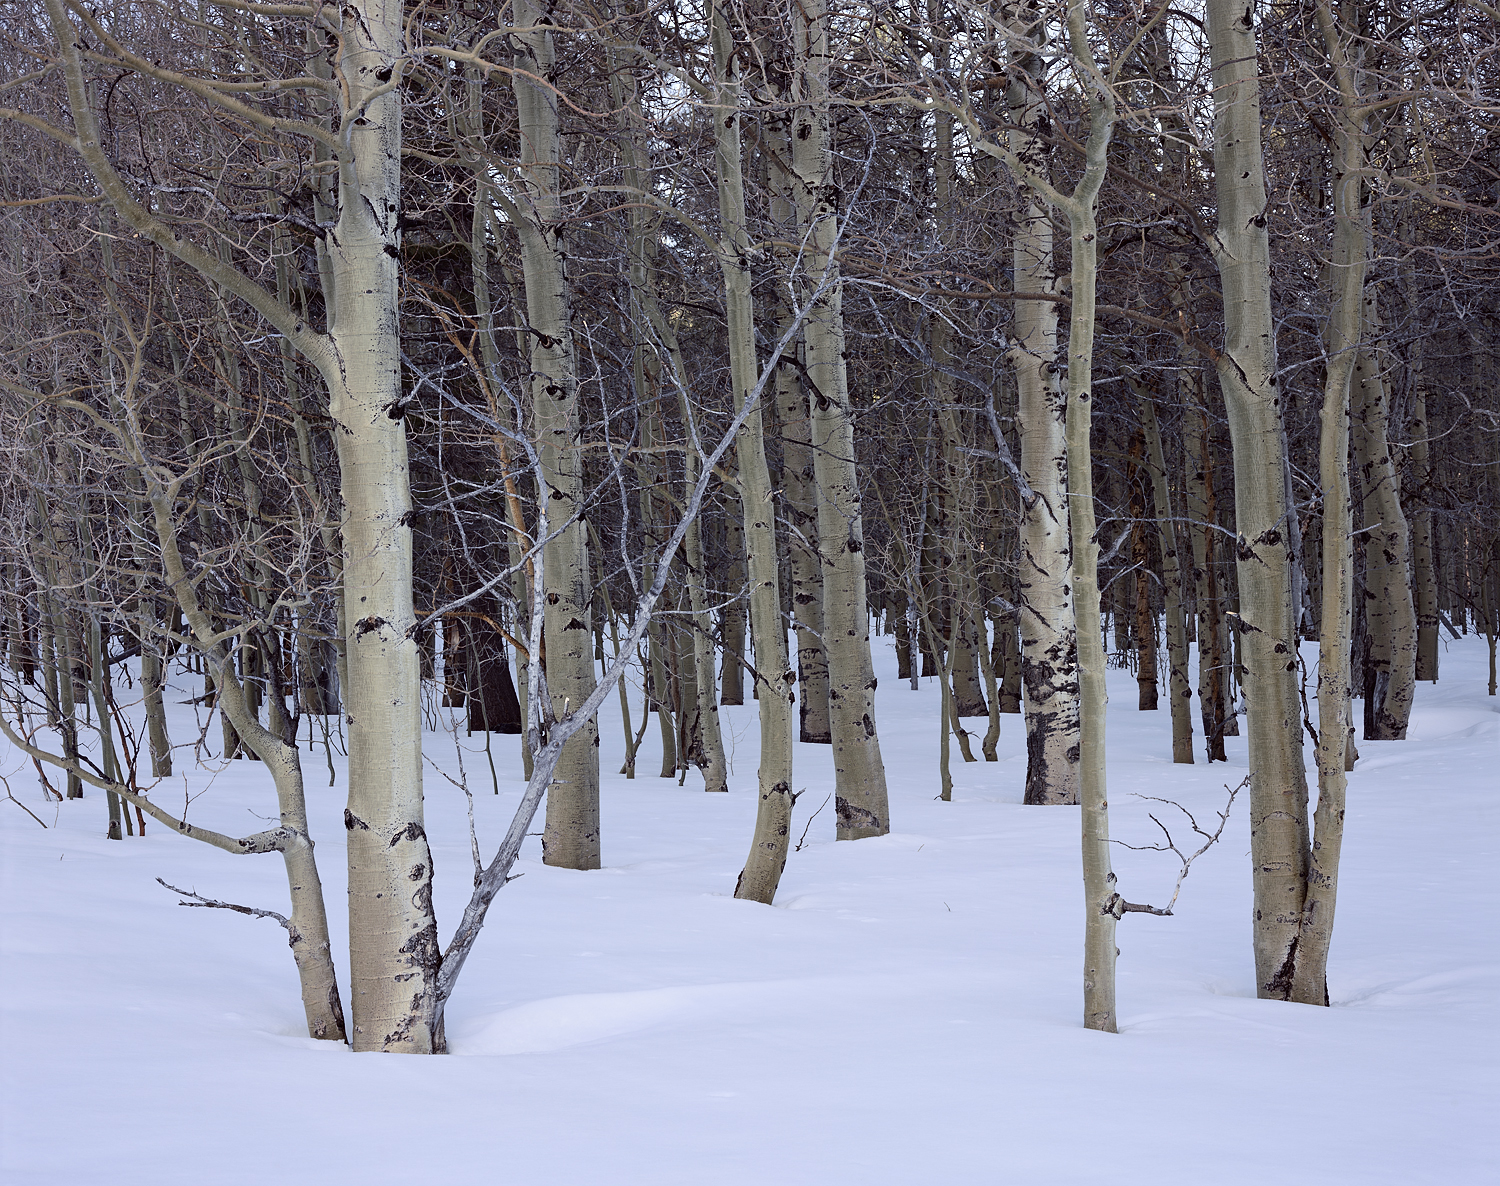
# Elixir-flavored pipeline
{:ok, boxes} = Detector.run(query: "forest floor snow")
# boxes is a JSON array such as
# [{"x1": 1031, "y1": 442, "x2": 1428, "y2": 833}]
[{"x1": 2, "y1": 633, "x2": 1496, "y2": 1184}]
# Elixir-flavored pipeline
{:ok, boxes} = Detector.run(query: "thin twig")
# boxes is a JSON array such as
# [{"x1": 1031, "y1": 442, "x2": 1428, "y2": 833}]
[
  {"x1": 1107, "y1": 777, "x2": 1246, "y2": 917},
  {"x1": 2, "y1": 779, "x2": 50, "y2": 827},
  {"x1": 155, "y1": 877, "x2": 296, "y2": 937},
  {"x1": 794, "y1": 792, "x2": 830, "y2": 852}
]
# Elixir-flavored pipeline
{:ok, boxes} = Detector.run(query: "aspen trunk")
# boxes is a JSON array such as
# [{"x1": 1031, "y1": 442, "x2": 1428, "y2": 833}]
[
  {"x1": 1352, "y1": 297, "x2": 1417, "y2": 739},
  {"x1": 1057, "y1": 34, "x2": 1117, "y2": 1037},
  {"x1": 720, "y1": 505, "x2": 748, "y2": 705},
  {"x1": 1006, "y1": 13, "x2": 1080, "y2": 807},
  {"x1": 1139, "y1": 394, "x2": 1195, "y2": 763},
  {"x1": 1184, "y1": 387, "x2": 1230, "y2": 761},
  {"x1": 1293, "y1": 4, "x2": 1362, "y2": 1002},
  {"x1": 977, "y1": 611, "x2": 1003, "y2": 761},
  {"x1": 1409, "y1": 387, "x2": 1439, "y2": 681},
  {"x1": 631, "y1": 217, "x2": 730, "y2": 792},
  {"x1": 1206, "y1": 0, "x2": 1311, "y2": 1001},
  {"x1": 673, "y1": 366, "x2": 729, "y2": 793},
  {"x1": 716, "y1": 0, "x2": 796, "y2": 901},
  {"x1": 780, "y1": 342, "x2": 832, "y2": 744},
  {"x1": 766, "y1": 106, "x2": 831, "y2": 744},
  {"x1": 512, "y1": 0, "x2": 600, "y2": 868},
  {"x1": 791, "y1": 0, "x2": 890, "y2": 838},
  {"x1": 41, "y1": 0, "x2": 404, "y2": 1047},
  {"x1": 326, "y1": 0, "x2": 441, "y2": 1049},
  {"x1": 1127, "y1": 431, "x2": 1160, "y2": 711}
]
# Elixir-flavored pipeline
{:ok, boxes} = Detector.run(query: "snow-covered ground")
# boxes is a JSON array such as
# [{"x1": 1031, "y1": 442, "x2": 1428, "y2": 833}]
[{"x1": 2, "y1": 631, "x2": 1495, "y2": 1184}]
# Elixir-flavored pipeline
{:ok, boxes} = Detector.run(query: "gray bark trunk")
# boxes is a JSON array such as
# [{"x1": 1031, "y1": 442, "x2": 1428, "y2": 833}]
[
  {"x1": 1138, "y1": 393, "x2": 1195, "y2": 762},
  {"x1": 1206, "y1": 0, "x2": 1311, "y2": 1001},
  {"x1": 511, "y1": 0, "x2": 600, "y2": 868},
  {"x1": 1409, "y1": 387, "x2": 1438, "y2": 680},
  {"x1": 714, "y1": 0, "x2": 796, "y2": 900},
  {"x1": 1352, "y1": 297, "x2": 1417, "y2": 738},
  {"x1": 791, "y1": 0, "x2": 890, "y2": 838}
]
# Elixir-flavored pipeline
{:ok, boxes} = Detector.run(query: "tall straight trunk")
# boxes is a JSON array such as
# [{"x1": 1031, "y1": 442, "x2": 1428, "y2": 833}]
[
  {"x1": 1409, "y1": 387, "x2": 1438, "y2": 681},
  {"x1": 78, "y1": 509, "x2": 126, "y2": 838},
  {"x1": 1005, "y1": 9, "x2": 1080, "y2": 807},
  {"x1": 1293, "y1": 0, "x2": 1363, "y2": 1002},
  {"x1": 1184, "y1": 388, "x2": 1230, "y2": 760},
  {"x1": 1000, "y1": 618, "x2": 1025, "y2": 713},
  {"x1": 139, "y1": 617, "x2": 172, "y2": 778},
  {"x1": 765, "y1": 112, "x2": 831, "y2": 744},
  {"x1": 1055, "y1": 18, "x2": 1117, "y2": 1036},
  {"x1": 1127, "y1": 431, "x2": 1160, "y2": 711},
  {"x1": 779, "y1": 338, "x2": 832, "y2": 744},
  {"x1": 1352, "y1": 295, "x2": 1417, "y2": 738},
  {"x1": 512, "y1": 0, "x2": 599, "y2": 869},
  {"x1": 1139, "y1": 393, "x2": 1195, "y2": 762},
  {"x1": 892, "y1": 589, "x2": 913, "y2": 682},
  {"x1": 1206, "y1": 0, "x2": 1311, "y2": 1001},
  {"x1": 928, "y1": 83, "x2": 986, "y2": 726},
  {"x1": 320, "y1": 0, "x2": 441, "y2": 1051},
  {"x1": 978, "y1": 0, "x2": 1117, "y2": 1025},
  {"x1": 720, "y1": 504, "x2": 748, "y2": 705},
  {"x1": 617, "y1": 96, "x2": 728, "y2": 793},
  {"x1": 655, "y1": 299, "x2": 729, "y2": 793},
  {"x1": 790, "y1": 0, "x2": 890, "y2": 838},
  {"x1": 97, "y1": 234, "x2": 175, "y2": 783},
  {"x1": 715, "y1": 0, "x2": 796, "y2": 902}
]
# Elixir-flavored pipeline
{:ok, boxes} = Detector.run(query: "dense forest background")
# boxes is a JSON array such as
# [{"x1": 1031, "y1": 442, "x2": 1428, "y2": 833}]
[{"x1": 0, "y1": 0, "x2": 1495, "y2": 1051}]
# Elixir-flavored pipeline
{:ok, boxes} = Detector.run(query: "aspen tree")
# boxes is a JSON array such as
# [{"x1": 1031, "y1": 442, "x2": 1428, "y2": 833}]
[
  {"x1": 1291, "y1": 0, "x2": 1364, "y2": 1005},
  {"x1": 1205, "y1": 0, "x2": 1312, "y2": 1000},
  {"x1": 1409, "y1": 386, "x2": 1439, "y2": 681},
  {"x1": 1352, "y1": 297, "x2": 1417, "y2": 739},
  {"x1": 925, "y1": 0, "x2": 1118, "y2": 1025},
  {"x1": 642, "y1": 253, "x2": 730, "y2": 793},
  {"x1": 710, "y1": 0, "x2": 796, "y2": 901},
  {"x1": 790, "y1": 0, "x2": 891, "y2": 838},
  {"x1": 769, "y1": 130, "x2": 833, "y2": 747},
  {"x1": 1002, "y1": 4, "x2": 1080, "y2": 807},
  {"x1": 1137, "y1": 393, "x2": 1195, "y2": 763},
  {"x1": 32, "y1": 0, "x2": 440, "y2": 1047},
  {"x1": 510, "y1": 0, "x2": 600, "y2": 868}
]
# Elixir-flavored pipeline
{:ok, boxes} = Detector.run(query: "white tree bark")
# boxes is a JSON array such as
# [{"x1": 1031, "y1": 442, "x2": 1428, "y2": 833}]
[
  {"x1": 1205, "y1": 0, "x2": 1311, "y2": 1001},
  {"x1": 710, "y1": 0, "x2": 796, "y2": 900},
  {"x1": 790, "y1": 0, "x2": 890, "y2": 839},
  {"x1": 320, "y1": 0, "x2": 441, "y2": 1052},
  {"x1": 39, "y1": 0, "x2": 438, "y2": 1049},
  {"x1": 1292, "y1": 0, "x2": 1364, "y2": 1005},
  {"x1": 1003, "y1": 9, "x2": 1080, "y2": 807},
  {"x1": 511, "y1": 0, "x2": 600, "y2": 869}
]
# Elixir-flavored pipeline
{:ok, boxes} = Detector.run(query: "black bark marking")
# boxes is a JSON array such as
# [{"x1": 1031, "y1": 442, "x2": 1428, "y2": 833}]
[
  {"x1": 1267, "y1": 935, "x2": 1299, "y2": 999},
  {"x1": 399, "y1": 921, "x2": 442, "y2": 970},
  {"x1": 354, "y1": 615, "x2": 387, "y2": 637},
  {"x1": 344, "y1": 809, "x2": 369, "y2": 831},
  {"x1": 835, "y1": 796, "x2": 881, "y2": 832},
  {"x1": 389, "y1": 821, "x2": 426, "y2": 847}
]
